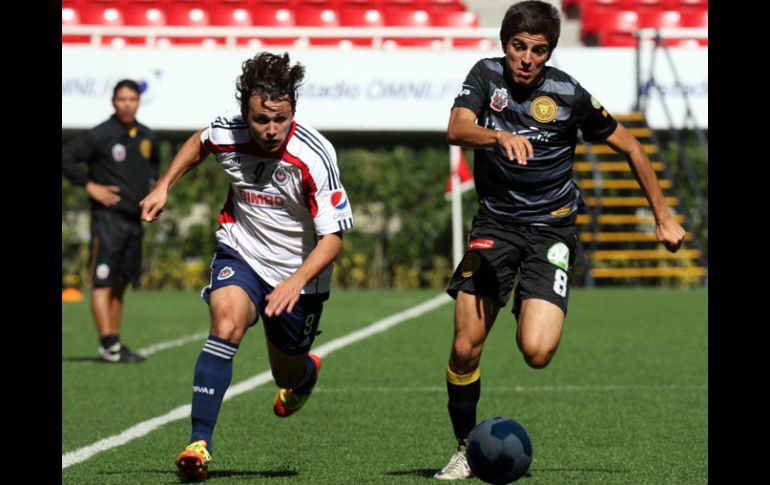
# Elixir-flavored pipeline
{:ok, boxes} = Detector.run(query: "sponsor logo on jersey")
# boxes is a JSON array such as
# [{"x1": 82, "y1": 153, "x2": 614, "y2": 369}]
[
  {"x1": 96, "y1": 263, "x2": 110, "y2": 280},
  {"x1": 457, "y1": 83, "x2": 472, "y2": 97},
  {"x1": 111, "y1": 143, "x2": 126, "y2": 162},
  {"x1": 468, "y1": 239, "x2": 495, "y2": 249},
  {"x1": 331, "y1": 190, "x2": 349, "y2": 210},
  {"x1": 139, "y1": 139, "x2": 152, "y2": 159},
  {"x1": 547, "y1": 243, "x2": 570, "y2": 271},
  {"x1": 513, "y1": 126, "x2": 556, "y2": 144},
  {"x1": 217, "y1": 266, "x2": 235, "y2": 281},
  {"x1": 531, "y1": 96, "x2": 558, "y2": 123},
  {"x1": 238, "y1": 189, "x2": 286, "y2": 208},
  {"x1": 550, "y1": 205, "x2": 571, "y2": 216},
  {"x1": 193, "y1": 386, "x2": 215, "y2": 395},
  {"x1": 272, "y1": 166, "x2": 290, "y2": 186},
  {"x1": 460, "y1": 251, "x2": 481, "y2": 278},
  {"x1": 490, "y1": 88, "x2": 509, "y2": 112},
  {"x1": 333, "y1": 210, "x2": 353, "y2": 221}
]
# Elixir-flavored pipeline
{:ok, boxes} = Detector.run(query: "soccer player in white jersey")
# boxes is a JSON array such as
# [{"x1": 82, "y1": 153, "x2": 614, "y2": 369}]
[{"x1": 140, "y1": 52, "x2": 353, "y2": 482}]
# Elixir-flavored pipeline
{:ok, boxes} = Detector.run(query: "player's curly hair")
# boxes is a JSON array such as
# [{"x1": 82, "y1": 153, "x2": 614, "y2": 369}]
[
  {"x1": 236, "y1": 52, "x2": 306, "y2": 116},
  {"x1": 500, "y1": 1, "x2": 561, "y2": 53}
]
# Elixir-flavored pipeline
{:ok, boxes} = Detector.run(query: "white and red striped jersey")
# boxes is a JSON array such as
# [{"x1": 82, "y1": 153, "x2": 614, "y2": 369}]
[{"x1": 201, "y1": 111, "x2": 353, "y2": 294}]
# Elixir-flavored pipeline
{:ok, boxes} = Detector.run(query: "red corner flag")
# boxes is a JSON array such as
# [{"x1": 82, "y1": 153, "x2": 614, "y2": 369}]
[{"x1": 445, "y1": 148, "x2": 474, "y2": 199}]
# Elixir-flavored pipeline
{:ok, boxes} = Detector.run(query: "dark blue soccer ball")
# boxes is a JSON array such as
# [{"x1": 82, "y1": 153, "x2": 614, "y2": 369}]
[{"x1": 466, "y1": 417, "x2": 533, "y2": 484}]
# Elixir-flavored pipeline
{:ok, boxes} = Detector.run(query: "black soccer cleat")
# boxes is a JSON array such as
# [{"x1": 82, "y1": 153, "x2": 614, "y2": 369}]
[{"x1": 98, "y1": 343, "x2": 146, "y2": 363}]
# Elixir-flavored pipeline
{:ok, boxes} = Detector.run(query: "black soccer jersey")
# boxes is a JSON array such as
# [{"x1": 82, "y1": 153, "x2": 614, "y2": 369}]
[
  {"x1": 453, "y1": 58, "x2": 617, "y2": 225},
  {"x1": 62, "y1": 115, "x2": 160, "y2": 219}
]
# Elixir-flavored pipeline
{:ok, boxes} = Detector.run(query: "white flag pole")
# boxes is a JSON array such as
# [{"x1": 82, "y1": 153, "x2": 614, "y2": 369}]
[{"x1": 450, "y1": 145, "x2": 463, "y2": 268}]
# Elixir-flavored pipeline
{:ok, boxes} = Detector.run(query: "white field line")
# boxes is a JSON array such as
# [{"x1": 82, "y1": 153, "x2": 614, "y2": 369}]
[
  {"x1": 313, "y1": 384, "x2": 708, "y2": 393},
  {"x1": 138, "y1": 331, "x2": 209, "y2": 357},
  {"x1": 62, "y1": 293, "x2": 452, "y2": 469}
]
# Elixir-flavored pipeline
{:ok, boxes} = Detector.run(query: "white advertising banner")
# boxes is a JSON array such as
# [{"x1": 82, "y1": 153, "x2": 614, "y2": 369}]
[{"x1": 62, "y1": 46, "x2": 707, "y2": 131}]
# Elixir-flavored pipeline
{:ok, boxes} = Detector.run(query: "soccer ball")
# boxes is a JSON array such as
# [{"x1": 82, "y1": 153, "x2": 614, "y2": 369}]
[{"x1": 466, "y1": 416, "x2": 533, "y2": 484}]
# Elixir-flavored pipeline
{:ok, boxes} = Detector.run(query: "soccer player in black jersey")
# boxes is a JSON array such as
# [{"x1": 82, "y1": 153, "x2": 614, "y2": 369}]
[
  {"x1": 62, "y1": 80, "x2": 160, "y2": 364},
  {"x1": 434, "y1": 1, "x2": 686, "y2": 479}
]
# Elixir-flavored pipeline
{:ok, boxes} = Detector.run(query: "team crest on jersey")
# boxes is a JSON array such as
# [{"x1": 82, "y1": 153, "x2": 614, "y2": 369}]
[
  {"x1": 140, "y1": 139, "x2": 152, "y2": 159},
  {"x1": 111, "y1": 143, "x2": 126, "y2": 162},
  {"x1": 590, "y1": 96, "x2": 603, "y2": 110},
  {"x1": 547, "y1": 243, "x2": 570, "y2": 271},
  {"x1": 272, "y1": 166, "x2": 290, "y2": 186},
  {"x1": 331, "y1": 191, "x2": 349, "y2": 210},
  {"x1": 531, "y1": 96, "x2": 558, "y2": 123},
  {"x1": 489, "y1": 88, "x2": 509, "y2": 112},
  {"x1": 217, "y1": 266, "x2": 235, "y2": 281}
]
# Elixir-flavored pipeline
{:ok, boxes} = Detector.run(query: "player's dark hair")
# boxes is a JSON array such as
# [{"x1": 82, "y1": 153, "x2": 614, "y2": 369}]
[
  {"x1": 237, "y1": 52, "x2": 306, "y2": 115},
  {"x1": 113, "y1": 79, "x2": 140, "y2": 99},
  {"x1": 500, "y1": 1, "x2": 561, "y2": 52}
]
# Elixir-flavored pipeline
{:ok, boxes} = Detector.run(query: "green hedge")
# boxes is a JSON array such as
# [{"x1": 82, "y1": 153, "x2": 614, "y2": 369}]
[
  {"x1": 62, "y1": 142, "x2": 476, "y2": 289},
  {"x1": 661, "y1": 133, "x2": 708, "y2": 261}
]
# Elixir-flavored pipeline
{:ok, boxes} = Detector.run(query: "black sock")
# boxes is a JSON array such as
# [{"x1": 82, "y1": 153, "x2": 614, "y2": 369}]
[
  {"x1": 446, "y1": 366, "x2": 481, "y2": 442},
  {"x1": 100, "y1": 335, "x2": 119, "y2": 349},
  {"x1": 292, "y1": 355, "x2": 319, "y2": 395}
]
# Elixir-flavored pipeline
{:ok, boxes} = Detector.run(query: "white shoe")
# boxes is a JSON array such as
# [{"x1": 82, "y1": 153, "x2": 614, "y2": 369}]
[{"x1": 434, "y1": 444, "x2": 471, "y2": 480}]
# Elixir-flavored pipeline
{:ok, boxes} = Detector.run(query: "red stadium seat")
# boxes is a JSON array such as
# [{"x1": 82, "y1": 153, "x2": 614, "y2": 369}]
[
  {"x1": 252, "y1": 6, "x2": 296, "y2": 26},
  {"x1": 62, "y1": 6, "x2": 81, "y2": 26},
  {"x1": 164, "y1": 4, "x2": 221, "y2": 46},
  {"x1": 295, "y1": 6, "x2": 340, "y2": 26},
  {"x1": 246, "y1": 6, "x2": 297, "y2": 47},
  {"x1": 661, "y1": 0, "x2": 707, "y2": 9},
  {"x1": 584, "y1": 9, "x2": 639, "y2": 46},
  {"x1": 296, "y1": 6, "x2": 345, "y2": 46},
  {"x1": 383, "y1": 6, "x2": 436, "y2": 47},
  {"x1": 637, "y1": 8, "x2": 680, "y2": 28},
  {"x1": 431, "y1": 10, "x2": 483, "y2": 48},
  {"x1": 638, "y1": 9, "x2": 687, "y2": 46},
  {"x1": 580, "y1": 3, "x2": 621, "y2": 42},
  {"x1": 680, "y1": 8, "x2": 707, "y2": 27},
  {"x1": 339, "y1": 6, "x2": 382, "y2": 46},
  {"x1": 430, "y1": 10, "x2": 477, "y2": 27},
  {"x1": 618, "y1": 0, "x2": 662, "y2": 10},
  {"x1": 425, "y1": 0, "x2": 464, "y2": 13},
  {"x1": 79, "y1": 4, "x2": 124, "y2": 25},
  {"x1": 339, "y1": 6, "x2": 384, "y2": 26},
  {"x1": 383, "y1": 7, "x2": 430, "y2": 26},
  {"x1": 124, "y1": 5, "x2": 167, "y2": 26},
  {"x1": 62, "y1": 6, "x2": 90, "y2": 44},
  {"x1": 340, "y1": 0, "x2": 383, "y2": 5},
  {"x1": 166, "y1": 4, "x2": 211, "y2": 26},
  {"x1": 679, "y1": 8, "x2": 707, "y2": 45},
  {"x1": 383, "y1": 0, "x2": 425, "y2": 7},
  {"x1": 209, "y1": 4, "x2": 253, "y2": 25}
]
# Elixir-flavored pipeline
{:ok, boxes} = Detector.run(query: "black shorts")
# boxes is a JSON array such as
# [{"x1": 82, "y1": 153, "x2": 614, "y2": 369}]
[
  {"x1": 202, "y1": 243, "x2": 329, "y2": 355},
  {"x1": 446, "y1": 213, "x2": 578, "y2": 316},
  {"x1": 89, "y1": 211, "x2": 143, "y2": 288}
]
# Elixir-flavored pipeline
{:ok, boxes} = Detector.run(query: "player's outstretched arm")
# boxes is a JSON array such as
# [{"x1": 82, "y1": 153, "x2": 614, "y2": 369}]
[
  {"x1": 447, "y1": 107, "x2": 533, "y2": 165},
  {"x1": 140, "y1": 128, "x2": 209, "y2": 222},
  {"x1": 605, "y1": 123, "x2": 686, "y2": 252},
  {"x1": 264, "y1": 231, "x2": 344, "y2": 317}
]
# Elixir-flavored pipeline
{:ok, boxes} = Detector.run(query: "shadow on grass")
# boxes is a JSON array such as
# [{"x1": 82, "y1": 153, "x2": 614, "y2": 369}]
[
  {"x1": 100, "y1": 468, "x2": 299, "y2": 481},
  {"x1": 384, "y1": 468, "x2": 439, "y2": 478},
  {"x1": 62, "y1": 356, "x2": 106, "y2": 363},
  {"x1": 535, "y1": 467, "x2": 629, "y2": 474}
]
